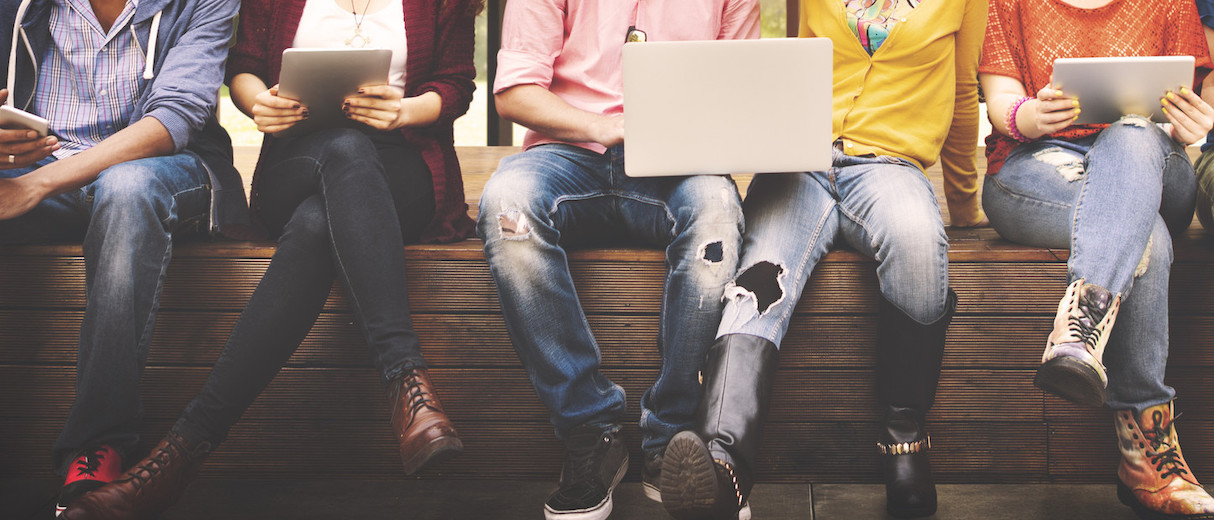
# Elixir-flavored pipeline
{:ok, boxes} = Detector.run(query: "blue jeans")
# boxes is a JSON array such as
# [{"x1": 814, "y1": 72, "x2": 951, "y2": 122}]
[
  {"x1": 982, "y1": 117, "x2": 1195, "y2": 413},
  {"x1": 719, "y1": 150, "x2": 950, "y2": 344},
  {"x1": 0, "y1": 153, "x2": 212, "y2": 474},
  {"x1": 477, "y1": 144, "x2": 743, "y2": 455},
  {"x1": 176, "y1": 128, "x2": 435, "y2": 447}
]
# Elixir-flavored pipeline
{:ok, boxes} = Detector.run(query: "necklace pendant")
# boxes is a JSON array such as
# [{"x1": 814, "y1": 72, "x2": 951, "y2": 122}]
[{"x1": 345, "y1": 29, "x2": 370, "y2": 48}]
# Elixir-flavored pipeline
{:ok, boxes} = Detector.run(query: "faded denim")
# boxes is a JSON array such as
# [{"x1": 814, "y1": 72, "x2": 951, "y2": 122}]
[
  {"x1": 0, "y1": 153, "x2": 211, "y2": 474},
  {"x1": 982, "y1": 117, "x2": 1196, "y2": 413},
  {"x1": 718, "y1": 150, "x2": 951, "y2": 344},
  {"x1": 478, "y1": 143, "x2": 743, "y2": 455}
]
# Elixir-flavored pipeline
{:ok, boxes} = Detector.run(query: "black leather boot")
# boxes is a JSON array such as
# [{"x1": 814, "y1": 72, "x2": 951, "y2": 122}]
[
  {"x1": 661, "y1": 334, "x2": 778, "y2": 520},
  {"x1": 876, "y1": 289, "x2": 957, "y2": 519}
]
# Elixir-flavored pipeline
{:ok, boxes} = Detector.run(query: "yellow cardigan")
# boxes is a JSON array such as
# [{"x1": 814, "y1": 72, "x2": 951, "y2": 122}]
[{"x1": 800, "y1": 0, "x2": 987, "y2": 226}]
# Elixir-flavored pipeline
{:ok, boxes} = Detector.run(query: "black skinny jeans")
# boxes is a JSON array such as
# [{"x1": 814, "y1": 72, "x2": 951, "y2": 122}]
[{"x1": 176, "y1": 127, "x2": 435, "y2": 447}]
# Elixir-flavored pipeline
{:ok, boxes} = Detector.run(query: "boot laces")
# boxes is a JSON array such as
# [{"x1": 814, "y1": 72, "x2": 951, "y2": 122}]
[
  {"x1": 73, "y1": 447, "x2": 107, "y2": 478},
  {"x1": 1142, "y1": 410, "x2": 1189, "y2": 479},
  {"x1": 558, "y1": 435, "x2": 609, "y2": 502},
  {"x1": 122, "y1": 436, "x2": 187, "y2": 491},
  {"x1": 394, "y1": 370, "x2": 441, "y2": 430},
  {"x1": 1067, "y1": 301, "x2": 1105, "y2": 353}
]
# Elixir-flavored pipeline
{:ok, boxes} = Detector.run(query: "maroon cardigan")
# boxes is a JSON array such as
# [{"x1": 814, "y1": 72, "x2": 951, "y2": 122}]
[{"x1": 227, "y1": 0, "x2": 477, "y2": 243}]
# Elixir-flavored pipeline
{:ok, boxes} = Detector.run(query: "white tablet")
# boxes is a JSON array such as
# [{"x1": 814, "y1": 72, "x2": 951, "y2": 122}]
[
  {"x1": 1052, "y1": 56, "x2": 1195, "y2": 125},
  {"x1": 277, "y1": 48, "x2": 393, "y2": 136}
]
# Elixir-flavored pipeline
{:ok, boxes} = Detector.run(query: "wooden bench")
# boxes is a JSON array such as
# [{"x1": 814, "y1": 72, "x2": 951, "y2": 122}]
[{"x1": 1, "y1": 146, "x2": 1212, "y2": 485}]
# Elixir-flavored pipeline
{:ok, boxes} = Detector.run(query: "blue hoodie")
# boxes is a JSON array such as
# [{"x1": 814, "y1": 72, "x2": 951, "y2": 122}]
[{"x1": 2, "y1": 0, "x2": 256, "y2": 239}]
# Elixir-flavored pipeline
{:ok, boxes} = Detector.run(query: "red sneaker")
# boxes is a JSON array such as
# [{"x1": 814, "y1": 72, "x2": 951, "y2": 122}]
[{"x1": 56, "y1": 445, "x2": 123, "y2": 517}]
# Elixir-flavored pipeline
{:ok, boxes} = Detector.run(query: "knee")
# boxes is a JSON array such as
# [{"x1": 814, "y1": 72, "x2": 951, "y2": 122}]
[
  {"x1": 317, "y1": 128, "x2": 377, "y2": 160},
  {"x1": 874, "y1": 218, "x2": 949, "y2": 324},
  {"x1": 477, "y1": 170, "x2": 548, "y2": 243},
  {"x1": 286, "y1": 198, "x2": 329, "y2": 239},
  {"x1": 1100, "y1": 116, "x2": 1175, "y2": 160},
  {"x1": 91, "y1": 163, "x2": 177, "y2": 226}
]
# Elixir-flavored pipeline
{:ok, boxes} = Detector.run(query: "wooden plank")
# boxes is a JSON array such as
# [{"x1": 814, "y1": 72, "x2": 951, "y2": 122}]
[
  {"x1": 1044, "y1": 368, "x2": 1214, "y2": 424},
  {"x1": 0, "y1": 417, "x2": 1052, "y2": 482},
  {"x1": 1048, "y1": 421, "x2": 1214, "y2": 483},
  {"x1": 6, "y1": 312, "x2": 1214, "y2": 370},
  {"x1": 0, "y1": 366, "x2": 1046, "y2": 424}
]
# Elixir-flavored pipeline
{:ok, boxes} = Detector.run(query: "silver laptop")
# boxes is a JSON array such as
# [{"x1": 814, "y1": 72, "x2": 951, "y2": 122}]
[
  {"x1": 622, "y1": 38, "x2": 833, "y2": 178},
  {"x1": 1053, "y1": 56, "x2": 1195, "y2": 125}
]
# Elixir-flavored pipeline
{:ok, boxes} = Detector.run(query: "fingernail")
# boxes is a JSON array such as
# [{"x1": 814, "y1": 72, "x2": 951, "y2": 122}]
[
  {"x1": 357, "y1": 88, "x2": 365, "y2": 94},
  {"x1": 293, "y1": 103, "x2": 301, "y2": 109},
  {"x1": 1055, "y1": 90, "x2": 1064, "y2": 96},
  {"x1": 1167, "y1": 91, "x2": 1175, "y2": 100},
  {"x1": 26, "y1": 131, "x2": 36, "y2": 139},
  {"x1": 1182, "y1": 87, "x2": 1190, "y2": 95},
  {"x1": 1163, "y1": 106, "x2": 1169, "y2": 114},
  {"x1": 1072, "y1": 100, "x2": 1079, "y2": 107}
]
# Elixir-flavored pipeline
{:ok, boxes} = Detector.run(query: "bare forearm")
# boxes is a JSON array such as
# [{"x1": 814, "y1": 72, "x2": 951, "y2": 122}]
[
  {"x1": 230, "y1": 73, "x2": 269, "y2": 120},
  {"x1": 28, "y1": 118, "x2": 174, "y2": 198},
  {"x1": 495, "y1": 85, "x2": 622, "y2": 147}
]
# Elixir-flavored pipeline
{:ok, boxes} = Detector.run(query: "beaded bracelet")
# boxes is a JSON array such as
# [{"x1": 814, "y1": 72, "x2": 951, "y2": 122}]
[{"x1": 1005, "y1": 96, "x2": 1034, "y2": 143}]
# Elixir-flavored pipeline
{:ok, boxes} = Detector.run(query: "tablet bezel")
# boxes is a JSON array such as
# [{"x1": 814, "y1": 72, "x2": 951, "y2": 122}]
[{"x1": 1052, "y1": 56, "x2": 1195, "y2": 125}]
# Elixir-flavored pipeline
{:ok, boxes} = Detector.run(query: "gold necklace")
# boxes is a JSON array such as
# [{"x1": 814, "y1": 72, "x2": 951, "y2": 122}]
[{"x1": 345, "y1": 0, "x2": 372, "y2": 48}]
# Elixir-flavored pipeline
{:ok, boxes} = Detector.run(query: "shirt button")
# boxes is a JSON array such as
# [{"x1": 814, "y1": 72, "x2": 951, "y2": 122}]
[
  {"x1": 845, "y1": 142, "x2": 853, "y2": 148},
  {"x1": 98, "y1": 90, "x2": 106, "y2": 97}
]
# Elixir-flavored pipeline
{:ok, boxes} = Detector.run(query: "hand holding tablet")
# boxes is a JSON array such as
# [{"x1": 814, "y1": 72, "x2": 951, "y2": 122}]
[
  {"x1": 1052, "y1": 56, "x2": 1195, "y2": 125},
  {"x1": 275, "y1": 48, "x2": 393, "y2": 137}
]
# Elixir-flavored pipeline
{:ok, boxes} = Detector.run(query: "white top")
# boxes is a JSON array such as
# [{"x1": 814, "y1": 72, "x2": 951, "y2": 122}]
[{"x1": 293, "y1": 0, "x2": 407, "y2": 90}]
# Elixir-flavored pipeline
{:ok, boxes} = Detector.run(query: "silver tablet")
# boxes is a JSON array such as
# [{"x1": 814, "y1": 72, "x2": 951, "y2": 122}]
[
  {"x1": 1053, "y1": 56, "x2": 1195, "y2": 125},
  {"x1": 277, "y1": 48, "x2": 393, "y2": 136}
]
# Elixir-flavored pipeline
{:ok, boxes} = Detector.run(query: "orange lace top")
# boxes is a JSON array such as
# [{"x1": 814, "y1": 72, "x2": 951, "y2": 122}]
[{"x1": 979, "y1": 0, "x2": 1212, "y2": 174}]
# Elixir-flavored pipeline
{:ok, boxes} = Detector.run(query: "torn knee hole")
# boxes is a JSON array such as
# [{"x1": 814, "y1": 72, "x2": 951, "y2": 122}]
[
  {"x1": 700, "y1": 241, "x2": 724, "y2": 263},
  {"x1": 497, "y1": 210, "x2": 530, "y2": 237},
  {"x1": 1031, "y1": 147, "x2": 1085, "y2": 182},
  {"x1": 1118, "y1": 115, "x2": 1151, "y2": 127},
  {"x1": 732, "y1": 261, "x2": 784, "y2": 313}
]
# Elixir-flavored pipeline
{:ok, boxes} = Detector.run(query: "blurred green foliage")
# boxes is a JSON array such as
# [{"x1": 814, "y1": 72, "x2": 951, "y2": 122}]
[{"x1": 761, "y1": 0, "x2": 788, "y2": 38}]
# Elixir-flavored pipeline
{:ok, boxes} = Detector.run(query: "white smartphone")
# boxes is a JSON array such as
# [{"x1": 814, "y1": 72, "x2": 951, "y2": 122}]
[{"x1": 0, "y1": 105, "x2": 50, "y2": 137}]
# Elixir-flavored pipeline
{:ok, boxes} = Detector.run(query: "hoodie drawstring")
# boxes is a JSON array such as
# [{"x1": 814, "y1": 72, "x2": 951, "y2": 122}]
[
  {"x1": 6, "y1": 0, "x2": 34, "y2": 106},
  {"x1": 142, "y1": 10, "x2": 161, "y2": 80}
]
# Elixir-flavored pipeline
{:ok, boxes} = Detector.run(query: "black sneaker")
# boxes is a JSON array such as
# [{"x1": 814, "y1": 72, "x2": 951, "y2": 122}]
[
  {"x1": 544, "y1": 426, "x2": 629, "y2": 520},
  {"x1": 56, "y1": 445, "x2": 123, "y2": 517},
  {"x1": 642, "y1": 450, "x2": 663, "y2": 502}
]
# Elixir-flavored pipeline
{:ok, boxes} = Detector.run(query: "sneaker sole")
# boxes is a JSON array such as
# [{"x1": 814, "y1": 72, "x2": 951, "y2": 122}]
[
  {"x1": 1117, "y1": 479, "x2": 1214, "y2": 520},
  {"x1": 400, "y1": 435, "x2": 464, "y2": 475},
  {"x1": 1035, "y1": 357, "x2": 1107, "y2": 407},
  {"x1": 661, "y1": 431, "x2": 722, "y2": 520},
  {"x1": 543, "y1": 452, "x2": 629, "y2": 520}
]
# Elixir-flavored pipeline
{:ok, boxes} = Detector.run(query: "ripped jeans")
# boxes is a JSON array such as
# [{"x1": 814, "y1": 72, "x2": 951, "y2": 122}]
[
  {"x1": 982, "y1": 117, "x2": 1196, "y2": 412},
  {"x1": 718, "y1": 150, "x2": 950, "y2": 344},
  {"x1": 478, "y1": 143, "x2": 743, "y2": 455}
]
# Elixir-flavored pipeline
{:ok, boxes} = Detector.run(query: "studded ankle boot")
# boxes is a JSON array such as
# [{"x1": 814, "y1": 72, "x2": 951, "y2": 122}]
[{"x1": 876, "y1": 289, "x2": 956, "y2": 519}]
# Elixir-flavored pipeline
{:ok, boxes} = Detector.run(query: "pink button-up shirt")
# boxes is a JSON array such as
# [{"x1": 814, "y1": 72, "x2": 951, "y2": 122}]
[{"x1": 495, "y1": 0, "x2": 761, "y2": 153}]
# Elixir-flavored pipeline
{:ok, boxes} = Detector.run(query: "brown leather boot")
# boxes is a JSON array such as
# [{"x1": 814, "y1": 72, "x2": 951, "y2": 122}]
[
  {"x1": 1116, "y1": 402, "x2": 1214, "y2": 519},
  {"x1": 391, "y1": 367, "x2": 463, "y2": 474},
  {"x1": 60, "y1": 431, "x2": 209, "y2": 520}
]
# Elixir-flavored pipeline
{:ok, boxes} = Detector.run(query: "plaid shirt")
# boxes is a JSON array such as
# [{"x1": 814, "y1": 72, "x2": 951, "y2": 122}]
[{"x1": 33, "y1": 0, "x2": 145, "y2": 158}]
